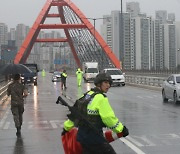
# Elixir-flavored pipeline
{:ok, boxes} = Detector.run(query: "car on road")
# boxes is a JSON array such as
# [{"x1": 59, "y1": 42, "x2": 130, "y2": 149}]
[
  {"x1": 162, "y1": 74, "x2": 180, "y2": 103},
  {"x1": 21, "y1": 63, "x2": 38, "y2": 86},
  {"x1": 52, "y1": 71, "x2": 62, "y2": 82},
  {"x1": 103, "y1": 68, "x2": 125, "y2": 86}
]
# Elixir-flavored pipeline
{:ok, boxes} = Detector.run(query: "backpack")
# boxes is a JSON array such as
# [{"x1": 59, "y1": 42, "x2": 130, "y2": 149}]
[{"x1": 67, "y1": 91, "x2": 98, "y2": 127}]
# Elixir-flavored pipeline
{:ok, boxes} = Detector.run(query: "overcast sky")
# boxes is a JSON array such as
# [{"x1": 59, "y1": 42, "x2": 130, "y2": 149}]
[{"x1": 0, "y1": 0, "x2": 180, "y2": 31}]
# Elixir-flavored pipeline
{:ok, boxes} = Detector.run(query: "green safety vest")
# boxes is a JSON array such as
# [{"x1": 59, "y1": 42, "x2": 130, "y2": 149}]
[{"x1": 64, "y1": 89, "x2": 124, "y2": 133}]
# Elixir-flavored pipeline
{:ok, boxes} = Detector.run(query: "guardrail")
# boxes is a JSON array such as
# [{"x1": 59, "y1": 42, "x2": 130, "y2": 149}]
[
  {"x1": 125, "y1": 75, "x2": 165, "y2": 87},
  {"x1": 0, "y1": 75, "x2": 166, "y2": 100},
  {"x1": 0, "y1": 80, "x2": 11, "y2": 102}
]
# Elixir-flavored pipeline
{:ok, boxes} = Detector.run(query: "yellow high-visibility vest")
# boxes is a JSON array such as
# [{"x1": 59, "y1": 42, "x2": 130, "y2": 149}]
[{"x1": 64, "y1": 90, "x2": 124, "y2": 133}]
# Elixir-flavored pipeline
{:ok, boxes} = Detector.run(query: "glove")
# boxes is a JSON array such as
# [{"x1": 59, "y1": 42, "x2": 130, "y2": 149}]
[
  {"x1": 61, "y1": 128, "x2": 68, "y2": 136},
  {"x1": 122, "y1": 126, "x2": 129, "y2": 137}
]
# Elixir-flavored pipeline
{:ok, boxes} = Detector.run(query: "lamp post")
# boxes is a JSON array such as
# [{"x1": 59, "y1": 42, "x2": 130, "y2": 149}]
[
  {"x1": 86, "y1": 18, "x2": 105, "y2": 53},
  {"x1": 86, "y1": 17, "x2": 106, "y2": 69},
  {"x1": 120, "y1": 0, "x2": 124, "y2": 70},
  {"x1": 177, "y1": 48, "x2": 180, "y2": 71}
]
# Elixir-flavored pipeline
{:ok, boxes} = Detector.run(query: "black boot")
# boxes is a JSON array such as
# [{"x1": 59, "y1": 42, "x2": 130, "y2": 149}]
[{"x1": 16, "y1": 127, "x2": 21, "y2": 137}]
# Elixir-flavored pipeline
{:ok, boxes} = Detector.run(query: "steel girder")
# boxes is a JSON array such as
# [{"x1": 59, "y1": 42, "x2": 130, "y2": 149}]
[{"x1": 14, "y1": 0, "x2": 120, "y2": 69}]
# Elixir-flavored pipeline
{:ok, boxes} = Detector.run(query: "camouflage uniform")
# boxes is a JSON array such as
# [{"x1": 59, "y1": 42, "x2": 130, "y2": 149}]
[{"x1": 7, "y1": 81, "x2": 27, "y2": 129}]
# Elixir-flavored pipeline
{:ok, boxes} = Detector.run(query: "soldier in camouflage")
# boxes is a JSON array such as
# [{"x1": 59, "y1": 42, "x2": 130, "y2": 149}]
[{"x1": 7, "y1": 74, "x2": 28, "y2": 137}]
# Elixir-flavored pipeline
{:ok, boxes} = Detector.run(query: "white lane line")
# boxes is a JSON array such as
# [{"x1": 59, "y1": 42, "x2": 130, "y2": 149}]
[
  {"x1": 137, "y1": 96, "x2": 143, "y2": 99},
  {"x1": 0, "y1": 106, "x2": 10, "y2": 129},
  {"x1": 120, "y1": 138, "x2": 146, "y2": 154},
  {"x1": 126, "y1": 136, "x2": 144, "y2": 147}
]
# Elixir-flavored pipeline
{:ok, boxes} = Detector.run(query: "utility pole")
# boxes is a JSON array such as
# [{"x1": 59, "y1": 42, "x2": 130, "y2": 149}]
[
  {"x1": 87, "y1": 17, "x2": 106, "y2": 69},
  {"x1": 87, "y1": 18, "x2": 104, "y2": 52},
  {"x1": 120, "y1": 0, "x2": 124, "y2": 70}
]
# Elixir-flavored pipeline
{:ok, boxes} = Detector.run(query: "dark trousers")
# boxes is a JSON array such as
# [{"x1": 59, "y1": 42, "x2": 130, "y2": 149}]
[
  {"x1": 81, "y1": 142, "x2": 116, "y2": 154},
  {"x1": 11, "y1": 105, "x2": 24, "y2": 128},
  {"x1": 61, "y1": 81, "x2": 66, "y2": 90}
]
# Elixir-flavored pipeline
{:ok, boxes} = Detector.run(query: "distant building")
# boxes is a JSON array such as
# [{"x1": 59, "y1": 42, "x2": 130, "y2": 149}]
[
  {"x1": 168, "y1": 13, "x2": 175, "y2": 22},
  {"x1": 15, "y1": 24, "x2": 29, "y2": 50},
  {"x1": 126, "y1": 2, "x2": 140, "y2": 17},
  {"x1": 164, "y1": 24, "x2": 176, "y2": 69},
  {"x1": 101, "y1": 3, "x2": 178, "y2": 71},
  {"x1": 0, "y1": 23, "x2": 8, "y2": 48},
  {"x1": 155, "y1": 10, "x2": 167, "y2": 24},
  {"x1": 154, "y1": 19, "x2": 165, "y2": 70},
  {"x1": 1, "y1": 42, "x2": 17, "y2": 64},
  {"x1": 176, "y1": 22, "x2": 180, "y2": 66}
]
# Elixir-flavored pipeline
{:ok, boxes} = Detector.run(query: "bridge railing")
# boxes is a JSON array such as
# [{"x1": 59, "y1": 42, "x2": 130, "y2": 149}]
[
  {"x1": 0, "y1": 75, "x2": 11, "y2": 102},
  {"x1": 125, "y1": 75, "x2": 165, "y2": 87},
  {"x1": 0, "y1": 74, "x2": 166, "y2": 99}
]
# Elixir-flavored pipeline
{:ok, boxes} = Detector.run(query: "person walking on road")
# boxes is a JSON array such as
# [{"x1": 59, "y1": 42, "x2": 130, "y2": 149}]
[
  {"x1": 7, "y1": 74, "x2": 28, "y2": 137},
  {"x1": 76, "y1": 68, "x2": 83, "y2": 87},
  {"x1": 62, "y1": 73, "x2": 129, "y2": 154},
  {"x1": 61, "y1": 70, "x2": 67, "y2": 90}
]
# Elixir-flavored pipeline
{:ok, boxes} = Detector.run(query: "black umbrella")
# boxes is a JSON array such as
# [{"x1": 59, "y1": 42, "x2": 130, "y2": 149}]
[{"x1": 0, "y1": 64, "x2": 32, "y2": 75}]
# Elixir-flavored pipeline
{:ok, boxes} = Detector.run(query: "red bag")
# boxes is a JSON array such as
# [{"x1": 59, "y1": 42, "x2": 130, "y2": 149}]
[{"x1": 62, "y1": 128, "x2": 83, "y2": 154}]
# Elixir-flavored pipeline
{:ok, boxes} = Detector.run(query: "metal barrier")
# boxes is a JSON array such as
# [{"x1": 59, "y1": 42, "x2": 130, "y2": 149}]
[
  {"x1": 0, "y1": 75, "x2": 166, "y2": 99},
  {"x1": 0, "y1": 79, "x2": 11, "y2": 101},
  {"x1": 125, "y1": 75, "x2": 165, "y2": 87}
]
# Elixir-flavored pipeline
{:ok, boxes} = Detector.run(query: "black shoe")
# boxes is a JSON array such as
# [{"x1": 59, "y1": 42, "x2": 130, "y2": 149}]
[
  {"x1": 16, "y1": 132, "x2": 21, "y2": 137},
  {"x1": 16, "y1": 127, "x2": 21, "y2": 137}
]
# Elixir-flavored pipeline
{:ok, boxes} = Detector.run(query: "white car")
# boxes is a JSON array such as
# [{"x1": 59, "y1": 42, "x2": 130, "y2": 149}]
[
  {"x1": 52, "y1": 71, "x2": 62, "y2": 82},
  {"x1": 103, "y1": 68, "x2": 125, "y2": 86},
  {"x1": 162, "y1": 74, "x2": 180, "y2": 104}
]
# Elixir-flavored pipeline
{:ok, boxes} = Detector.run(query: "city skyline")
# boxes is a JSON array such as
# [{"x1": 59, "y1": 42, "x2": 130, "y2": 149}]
[{"x1": 0, "y1": 0, "x2": 180, "y2": 32}]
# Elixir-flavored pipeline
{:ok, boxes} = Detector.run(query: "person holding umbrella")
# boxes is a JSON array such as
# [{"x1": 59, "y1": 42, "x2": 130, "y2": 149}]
[{"x1": 7, "y1": 74, "x2": 28, "y2": 137}]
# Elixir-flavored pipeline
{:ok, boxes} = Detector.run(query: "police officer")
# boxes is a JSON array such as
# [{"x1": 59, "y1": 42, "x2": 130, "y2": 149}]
[
  {"x1": 61, "y1": 70, "x2": 67, "y2": 90},
  {"x1": 41, "y1": 69, "x2": 46, "y2": 77},
  {"x1": 63, "y1": 73, "x2": 129, "y2": 154},
  {"x1": 76, "y1": 68, "x2": 83, "y2": 87},
  {"x1": 7, "y1": 74, "x2": 28, "y2": 137}
]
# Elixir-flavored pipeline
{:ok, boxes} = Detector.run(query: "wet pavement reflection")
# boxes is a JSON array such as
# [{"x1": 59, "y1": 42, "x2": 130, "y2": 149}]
[
  {"x1": 1, "y1": 73, "x2": 180, "y2": 154},
  {"x1": 13, "y1": 137, "x2": 25, "y2": 154}
]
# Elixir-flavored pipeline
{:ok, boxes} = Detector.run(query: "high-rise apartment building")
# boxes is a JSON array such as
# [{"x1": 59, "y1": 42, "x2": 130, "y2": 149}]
[
  {"x1": 168, "y1": 13, "x2": 175, "y2": 22},
  {"x1": 111, "y1": 11, "x2": 121, "y2": 61},
  {"x1": 0, "y1": 23, "x2": 8, "y2": 47},
  {"x1": 126, "y1": 2, "x2": 140, "y2": 17},
  {"x1": 8, "y1": 28, "x2": 16, "y2": 41},
  {"x1": 122, "y1": 13, "x2": 131, "y2": 69},
  {"x1": 154, "y1": 20, "x2": 165, "y2": 70},
  {"x1": 101, "y1": 1, "x2": 178, "y2": 71},
  {"x1": 176, "y1": 22, "x2": 180, "y2": 66},
  {"x1": 100, "y1": 15, "x2": 112, "y2": 49},
  {"x1": 15, "y1": 24, "x2": 29, "y2": 50},
  {"x1": 155, "y1": 10, "x2": 167, "y2": 24},
  {"x1": 164, "y1": 24, "x2": 176, "y2": 69},
  {"x1": 131, "y1": 16, "x2": 151, "y2": 70}
]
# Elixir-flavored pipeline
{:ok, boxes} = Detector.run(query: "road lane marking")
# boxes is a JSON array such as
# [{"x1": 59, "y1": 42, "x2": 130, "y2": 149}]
[
  {"x1": 50, "y1": 120, "x2": 63, "y2": 128},
  {"x1": 126, "y1": 136, "x2": 144, "y2": 147},
  {"x1": 137, "y1": 96, "x2": 143, "y2": 99},
  {"x1": 120, "y1": 137, "x2": 146, "y2": 154},
  {"x1": 1, "y1": 120, "x2": 64, "y2": 129}
]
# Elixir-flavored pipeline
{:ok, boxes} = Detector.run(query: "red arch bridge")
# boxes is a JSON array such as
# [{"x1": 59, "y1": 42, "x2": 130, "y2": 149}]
[{"x1": 14, "y1": 0, "x2": 121, "y2": 70}]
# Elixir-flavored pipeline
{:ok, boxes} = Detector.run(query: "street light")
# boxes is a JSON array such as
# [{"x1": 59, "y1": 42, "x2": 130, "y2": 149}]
[
  {"x1": 177, "y1": 48, "x2": 180, "y2": 70},
  {"x1": 120, "y1": 0, "x2": 124, "y2": 69},
  {"x1": 86, "y1": 17, "x2": 107, "y2": 69},
  {"x1": 86, "y1": 17, "x2": 105, "y2": 53}
]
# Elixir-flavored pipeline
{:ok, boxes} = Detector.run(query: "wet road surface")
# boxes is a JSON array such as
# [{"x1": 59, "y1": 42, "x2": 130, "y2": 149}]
[{"x1": 1, "y1": 73, "x2": 180, "y2": 154}]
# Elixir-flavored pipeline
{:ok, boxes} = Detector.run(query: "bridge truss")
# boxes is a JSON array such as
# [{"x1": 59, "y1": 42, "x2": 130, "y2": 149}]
[{"x1": 14, "y1": 0, "x2": 120, "y2": 69}]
